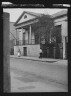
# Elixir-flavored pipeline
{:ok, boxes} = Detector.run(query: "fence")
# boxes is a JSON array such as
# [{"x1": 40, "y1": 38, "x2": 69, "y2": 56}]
[
  {"x1": 41, "y1": 43, "x2": 63, "y2": 59},
  {"x1": 46, "y1": 45, "x2": 63, "y2": 59}
]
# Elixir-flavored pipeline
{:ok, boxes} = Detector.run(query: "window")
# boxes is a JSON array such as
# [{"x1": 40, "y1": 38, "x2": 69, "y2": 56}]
[{"x1": 24, "y1": 15, "x2": 27, "y2": 19}]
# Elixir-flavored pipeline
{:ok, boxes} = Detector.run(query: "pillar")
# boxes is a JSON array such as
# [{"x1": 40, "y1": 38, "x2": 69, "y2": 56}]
[
  {"x1": 3, "y1": 12, "x2": 11, "y2": 92},
  {"x1": 22, "y1": 28, "x2": 24, "y2": 45},
  {"x1": 15, "y1": 28, "x2": 17, "y2": 45},
  {"x1": 29, "y1": 25, "x2": 32, "y2": 44},
  {"x1": 63, "y1": 36, "x2": 66, "y2": 59}
]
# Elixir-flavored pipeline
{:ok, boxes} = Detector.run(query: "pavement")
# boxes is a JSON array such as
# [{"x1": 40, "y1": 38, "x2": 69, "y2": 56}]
[
  {"x1": 10, "y1": 56, "x2": 68, "y2": 92},
  {"x1": 10, "y1": 71, "x2": 67, "y2": 92},
  {"x1": 10, "y1": 55, "x2": 68, "y2": 66}
]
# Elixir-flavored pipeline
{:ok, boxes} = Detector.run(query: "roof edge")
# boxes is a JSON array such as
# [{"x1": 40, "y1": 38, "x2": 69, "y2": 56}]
[{"x1": 14, "y1": 11, "x2": 43, "y2": 26}]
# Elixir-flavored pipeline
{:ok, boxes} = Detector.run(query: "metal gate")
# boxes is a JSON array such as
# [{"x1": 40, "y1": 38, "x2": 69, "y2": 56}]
[{"x1": 41, "y1": 43, "x2": 63, "y2": 59}]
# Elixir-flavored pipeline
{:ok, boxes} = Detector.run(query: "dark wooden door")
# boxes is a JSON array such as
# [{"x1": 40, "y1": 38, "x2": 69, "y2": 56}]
[{"x1": 23, "y1": 47, "x2": 27, "y2": 56}]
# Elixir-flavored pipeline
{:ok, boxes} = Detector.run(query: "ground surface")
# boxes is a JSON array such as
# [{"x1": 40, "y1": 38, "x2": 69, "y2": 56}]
[{"x1": 10, "y1": 58, "x2": 68, "y2": 92}]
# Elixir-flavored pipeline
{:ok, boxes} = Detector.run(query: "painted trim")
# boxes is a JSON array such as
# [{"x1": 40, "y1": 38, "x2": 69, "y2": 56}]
[{"x1": 15, "y1": 19, "x2": 39, "y2": 29}]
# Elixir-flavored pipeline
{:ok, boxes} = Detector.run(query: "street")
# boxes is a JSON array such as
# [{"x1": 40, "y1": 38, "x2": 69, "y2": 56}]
[{"x1": 10, "y1": 58, "x2": 68, "y2": 92}]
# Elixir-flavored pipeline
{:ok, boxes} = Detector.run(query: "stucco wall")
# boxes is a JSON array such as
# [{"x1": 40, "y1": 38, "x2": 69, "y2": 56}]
[
  {"x1": 27, "y1": 45, "x2": 40, "y2": 57},
  {"x1": 14, "y1": 44, "x2": 40, "y2": 57},
  {"x1": 54, "y1": 16, "x2": 68, "y2": 37},
  {"x1": 54, "y1": 15, "x2": 68, "y2": 59},
  {"x1": 62, "y1": 21, "x2": 68, "y2": 36}
]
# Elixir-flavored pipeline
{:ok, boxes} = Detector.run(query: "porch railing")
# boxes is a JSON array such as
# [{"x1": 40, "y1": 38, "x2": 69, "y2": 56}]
[{"x1": 15, "y1": 39, "x2": 40, "y2": 45}]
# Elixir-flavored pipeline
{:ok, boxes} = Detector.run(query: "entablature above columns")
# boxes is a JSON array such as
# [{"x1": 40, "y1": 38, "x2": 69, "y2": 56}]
[{"x1": 15, "y1": 19, "x2": 39, "y2": 29}]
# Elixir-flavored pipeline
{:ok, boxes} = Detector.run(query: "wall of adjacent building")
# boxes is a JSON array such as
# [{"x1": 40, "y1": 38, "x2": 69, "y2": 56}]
[
  {"x1": 54, "y1": 15, "x2": 68, "y2": 37},
  {"x1": 54, "y1": 15, "x2": 68, "y2": 59},
  {"x1": 10, "y1": 22, "x2": 16, "y2": 40},
  {"x1": 10, "y1": 22, "x2": 16, "y2": 54}
]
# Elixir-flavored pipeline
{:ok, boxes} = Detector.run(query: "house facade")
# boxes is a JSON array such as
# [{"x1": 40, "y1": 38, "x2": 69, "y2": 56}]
[{"x1": 14, "y1": 10, "x2": 68, "y2": 59}]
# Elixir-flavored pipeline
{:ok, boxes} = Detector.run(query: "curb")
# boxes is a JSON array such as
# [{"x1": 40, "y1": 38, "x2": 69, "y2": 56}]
[{"x1": 10, "y1": 56, "x2": 58, "y2": 63}]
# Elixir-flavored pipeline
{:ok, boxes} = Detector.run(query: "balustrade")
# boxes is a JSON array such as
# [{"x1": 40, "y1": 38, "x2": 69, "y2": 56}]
[{"x1": 15, "y1": 39, "x2": 39, "y2": 45}]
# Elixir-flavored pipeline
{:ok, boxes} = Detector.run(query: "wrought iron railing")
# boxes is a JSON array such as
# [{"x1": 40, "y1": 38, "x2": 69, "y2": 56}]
[{"x1": 15, "y1": 39, "x2": 39, "y2": 45}]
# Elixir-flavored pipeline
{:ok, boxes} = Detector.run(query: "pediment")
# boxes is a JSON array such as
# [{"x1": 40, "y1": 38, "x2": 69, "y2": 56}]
[
  {"x1": 14, "y1": 12, "x2": 38, "y2": 26},
  {"x1": 18, "y1": 13, "x2": 36, "y2": 24}
]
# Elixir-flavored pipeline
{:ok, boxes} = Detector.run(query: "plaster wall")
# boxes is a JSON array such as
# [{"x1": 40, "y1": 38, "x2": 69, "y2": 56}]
[{"x1": 14, "y1": 44, "x2": 40, "y2": 57}]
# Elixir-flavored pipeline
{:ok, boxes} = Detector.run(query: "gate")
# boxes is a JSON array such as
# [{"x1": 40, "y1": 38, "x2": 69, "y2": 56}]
[{"x1": 41, "y1": 43, "x2": 63, "y2": 59}]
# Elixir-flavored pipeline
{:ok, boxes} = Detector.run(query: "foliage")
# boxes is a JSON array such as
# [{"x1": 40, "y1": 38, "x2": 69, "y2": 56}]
[
  {"x1": 34, "y1": 14, "x2": 54, "y2": 43},
  {"x1": 34, "y1": 15, "x2": 61, "y2": 44}
]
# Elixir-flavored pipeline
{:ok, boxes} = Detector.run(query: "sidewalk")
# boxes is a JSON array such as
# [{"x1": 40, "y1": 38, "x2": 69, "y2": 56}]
[{"x1": 10, "y1": 55, "x2": 67, "y2": 66}]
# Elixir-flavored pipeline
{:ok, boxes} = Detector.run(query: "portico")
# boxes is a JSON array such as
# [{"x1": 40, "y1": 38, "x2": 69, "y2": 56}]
[
  {"x1": 15, "y1": 24, "x2": 35, "y2": 45},
  {"x1": 14, "y1": 21, "x2": 40, "y2": 57}
]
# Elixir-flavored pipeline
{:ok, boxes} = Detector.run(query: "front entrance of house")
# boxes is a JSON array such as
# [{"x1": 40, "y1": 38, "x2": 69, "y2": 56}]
[{"x1": 23, "y1": 47, "x2": 27, "y2": 56}]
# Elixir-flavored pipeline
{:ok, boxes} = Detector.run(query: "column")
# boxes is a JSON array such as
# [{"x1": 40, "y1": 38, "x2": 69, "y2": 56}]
[
  {"x1": 29, "y1": 25, "x2": 32, "y2": 44},
  {"x1": 16, "y1": 28, "x2": 17, "y2": 45},
  {"x1": 22, "y1": 28, "x2": 23, "y2": 45}
]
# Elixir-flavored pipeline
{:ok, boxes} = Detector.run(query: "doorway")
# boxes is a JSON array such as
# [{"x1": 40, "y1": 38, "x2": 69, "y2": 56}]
[{"x1": 23, "y1": 47, "x2": 27, "y2": 56}]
